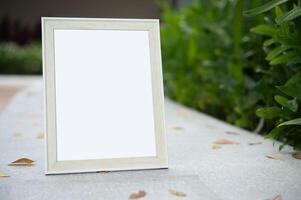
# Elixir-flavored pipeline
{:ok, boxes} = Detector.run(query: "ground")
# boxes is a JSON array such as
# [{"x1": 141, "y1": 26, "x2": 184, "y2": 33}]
[{"x1": 0, "y1": 76, "x2": 300, "y2": 200}]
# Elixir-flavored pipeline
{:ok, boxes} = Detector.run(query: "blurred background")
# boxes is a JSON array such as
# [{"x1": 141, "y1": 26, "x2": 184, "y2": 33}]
[
  {"x1": 0, "y1": 0, "x2": 189, "y2": 74},
  {"x1": 1, "y1": 0, "x2": 301, "y2": 149}
]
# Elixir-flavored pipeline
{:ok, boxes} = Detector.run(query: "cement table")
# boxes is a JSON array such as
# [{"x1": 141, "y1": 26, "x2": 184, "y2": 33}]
[{"x1": 0, "y1": 76, "x2": 300, "y2": 200}]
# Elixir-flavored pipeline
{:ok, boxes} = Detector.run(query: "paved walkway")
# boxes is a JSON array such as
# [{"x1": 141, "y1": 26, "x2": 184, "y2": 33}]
[{"x1": 0, "y1": 76, "x2": 300, "y2": 200}]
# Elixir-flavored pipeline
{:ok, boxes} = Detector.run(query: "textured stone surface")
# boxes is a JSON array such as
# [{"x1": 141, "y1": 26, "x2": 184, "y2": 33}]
[{"x1": 0, "y1": 76, "x2": 301, "y2": 200}]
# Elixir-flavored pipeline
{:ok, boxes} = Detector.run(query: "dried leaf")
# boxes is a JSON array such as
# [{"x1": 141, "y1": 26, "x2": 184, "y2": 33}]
[
  {"x1": 36, "y1": 132, "x2": 44, "y2": 139},
  {"x1": 212, "y1": 144, "x2": 221, "y2": 150},
  {"x1": 213, "y1": 139, "x2": 239, "y2": 145},
  {"x1": 129, "y1": 190, "x2": 146, "y2": 199},
  {"x1": 12, "y1": 133, "x2": 22, "y2": 138},
  {"x1": 266, "y1": 155, "x2": 284, "y2": 161},
  {"x1": 177, "y1": 108, "x2": 189, "y2": 117},
  {"x1": 0, "y1": 171, "x2": 10, "y2": 178},
  {"x1": 206, "y1": 125, "x2": 217, "y2": 129},
  {"x1": 15, "y1": 117, "x2": 22, "y2": 124},
  {"x1": 27, "y1": 112, "x2": 36, "y2": 118},
  {"x1": 9, "y1": 157, "x2": 35, "y2": 166},
  {"x1": 292, "y1": 152, "x2": 301, "y2": 160},
  {"x1": 248, "y1": 142, "x2": 263, "y2": 145},
  {"x1": 31, "y1": 122, "x2": 37, "y2": 127},
  {"x1": 0, "y1": 85, "x2": 23, "y2": 111},
  {"x1": 225, "y1": 131, "x2": 240, "y2": 135},
  {"x1": 271, "y1": 194, "x2": 282, "y2": 200},
  {"x1": 169, "y1": 189, "x2": 187, "y2": 197},
  {"x1": 98, "y1": 171, "x2": 108, "y2": 174},
  {"x1": 168, "y1": 124, "x2": 183, "y2": 130}
]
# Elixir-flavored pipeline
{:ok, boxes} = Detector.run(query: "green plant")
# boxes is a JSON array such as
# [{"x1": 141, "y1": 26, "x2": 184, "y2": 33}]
[
  {"x1": 245, "y1": 0, "x2": 301, "y2": 149},
  {"x1": 160, "y1": 0, "x2": 269, "y2": 128},
  {"x1": 0, "y1": 42, "x2": 42, "y2": 74},
  {"x1": 160, "y1": 0, "x2": 301, "y2": 149}
]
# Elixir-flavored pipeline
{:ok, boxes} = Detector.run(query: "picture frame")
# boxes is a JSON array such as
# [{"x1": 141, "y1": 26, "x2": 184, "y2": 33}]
[{"x1": 42, "y1": 17, "x2": 168, "y2": 174}]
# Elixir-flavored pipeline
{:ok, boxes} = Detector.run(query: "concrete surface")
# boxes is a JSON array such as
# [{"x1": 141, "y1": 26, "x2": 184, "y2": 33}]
[{"x1": 0, "y1": 76, "x2": 300, "y2": 200}]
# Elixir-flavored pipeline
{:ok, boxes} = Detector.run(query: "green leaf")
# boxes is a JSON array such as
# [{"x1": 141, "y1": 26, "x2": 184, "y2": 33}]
[
  {"x1": 266, "y1": 46, "x2": 291, "y2": 61},
  {"x1": 265, "y1": 126, "x2": 286, "y2": 139},
  {"x1": 269, "y1": 51, "x2": 296, "y2": 65},
  {"x1": 232, "y1": 0, "x2": 244, "y2": 56},
  {"x1": 286, "y1": 73, "x2": 301, "y2": 85},
  {"x1": 235, "y1": 117, "x2": 249, "y2": 128},
  {"x1": 276, "y1": 6, "x2": 301, "y2": 24},
  {"x1": 256, "y1": 107, "x2": 287, "y2": 119},
  {"x1": 251, "y1": 24, "x2": 276, "y2": 37},
  {"x1": 278, "y1": 118, "x2": 301, "y2": 126},
  {"x1": 274, "y1": 95, "x2": 298, "y2": 112},
  {"x1": 244, "y1": 0, "x2": 289, "y2": 16},
  {"x1": 275, "y1": 6, "x2": 284, "y2": 17},
  {"x1": 275, "y1": 6, "x2": 291, "y2": 36},
  {"x1": 277, "y1": 84, "x2": 301, "y2": 99},
  {"x1": 263, "y1": 39, "x2": 275, "y2": 47}
]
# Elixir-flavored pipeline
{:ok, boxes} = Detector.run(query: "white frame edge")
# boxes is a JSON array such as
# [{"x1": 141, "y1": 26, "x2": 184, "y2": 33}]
[{"x1": 42, "y1": 17, "x2": 168, "y2": 175}]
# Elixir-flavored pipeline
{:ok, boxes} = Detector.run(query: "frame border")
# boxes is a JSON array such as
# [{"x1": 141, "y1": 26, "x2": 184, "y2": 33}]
[{"x1": 42, "y1": 17, "x2": 168, "y2": 174}]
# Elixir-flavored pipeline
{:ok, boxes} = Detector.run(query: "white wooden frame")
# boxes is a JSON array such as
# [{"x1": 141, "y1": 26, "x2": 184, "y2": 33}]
[{"x1": 42, "y1": 17, "x2": 168, "y2": 174}]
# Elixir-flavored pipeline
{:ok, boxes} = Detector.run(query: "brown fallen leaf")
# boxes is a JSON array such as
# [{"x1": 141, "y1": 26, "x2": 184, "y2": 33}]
[
  {"x1": 0, "y1": 85, "x2": 23, "y2": 111},
  {"x1": 206, "y1": 125, "x2": 217, "y2": 130},
  {"x1": 15, "y1": 117, "x2": 22, "y2": 124},
  {"x1": 12, "y1": 133, "x2": 22, "y2": 138},
  {"x1": 98, "y1": 171, "x2": 108, "y2": 174},
  {"x1": 292, "y1": 152, "x2": 301, "y2": 160},
  {"x1": 271, "y1": 194, "x2": 282, "y2": 200},
  {"x1": 9, "y1": 157, "x2": 35, "y2": 166},
  {"x1": 169, "y1": 189, "x2": 187, "y2": 197},
  {"x1": 0, "y1": 171, "x2": 10, "y2": 178},
  {"x1": 129, "y1": 190, "x2": 146, "y2": 199},
  {"x1": 225, "y1": 131, "x2": 240, "y2": 135},
  {"x1": 248, "y1": 142, "x2": 262, "y2": 145},
  {"x1": 168, "y1": 124, "x2": 183, "y2": 130},
  {"x1": 266, "y1": 155, "x2": 284, "y2": 161},
  {"x1": 177, "y1": 108, "x2": 189, "y2": 117},
  {"x1": 213, "y1": 139, "x2": 239, "y2": 145},
  {"x1": 212, "y1": 144, "x2": 221, "y2": 150},
  {"x1": 36, "y1": 132, "x2": 44, "y2": 139},
  {"x1": 27, "y1": 112, "x2": 36, "y2": 118}
]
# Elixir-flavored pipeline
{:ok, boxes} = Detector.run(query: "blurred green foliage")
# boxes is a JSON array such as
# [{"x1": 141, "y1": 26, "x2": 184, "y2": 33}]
[
  {"x1": 245, "y1": 0, "x2": 301, "y2": 150},
  {"x1": 160, "y1": 0, "x2": 301, "y2": 149},
  {"x1": 0, "y1": 42, "x2": 42, "y2": 74}
]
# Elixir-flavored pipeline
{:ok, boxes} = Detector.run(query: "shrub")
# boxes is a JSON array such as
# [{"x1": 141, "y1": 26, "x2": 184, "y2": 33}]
[
  {"x1": 245, "y1": 0, "x2": 301, "y2": 149},
  {"x1": 160, "y1": 0, "x2": 301, "y2": 149},
  {"x1": 0, "y1": 42, "x2": 42, "y2": 74}
]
